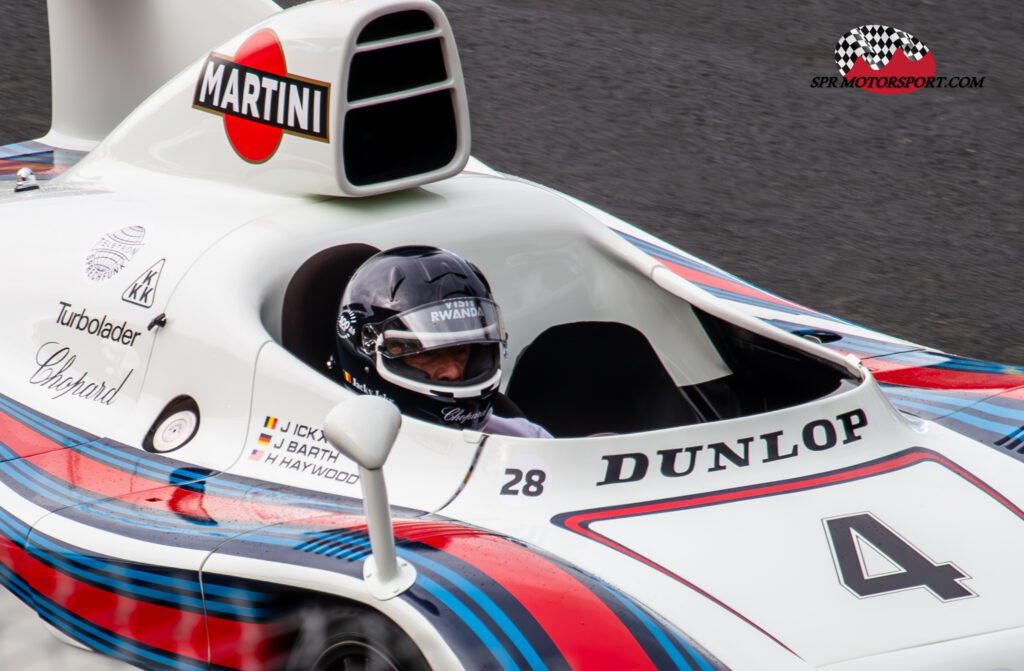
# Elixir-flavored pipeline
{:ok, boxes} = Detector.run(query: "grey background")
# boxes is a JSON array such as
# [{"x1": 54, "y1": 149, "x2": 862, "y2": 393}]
[{"x1": 0, "y1": 0, "x2": 1020, "y2": 667}]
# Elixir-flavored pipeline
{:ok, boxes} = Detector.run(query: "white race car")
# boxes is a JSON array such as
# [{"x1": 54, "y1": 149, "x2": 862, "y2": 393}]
[{"x1": 3, "y1": 1, "x2": 1024, "y2": 670}]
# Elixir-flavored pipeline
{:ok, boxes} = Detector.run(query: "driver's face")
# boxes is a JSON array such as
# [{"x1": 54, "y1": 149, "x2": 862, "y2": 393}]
[{"x1": 402, "y1": 344, "x2": 471, "y2": 381}]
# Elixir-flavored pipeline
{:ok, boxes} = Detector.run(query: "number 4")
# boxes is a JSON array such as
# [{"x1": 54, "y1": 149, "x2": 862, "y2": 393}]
[{"x1": 824, "y1": 513, "x2": 974, "y2": 601}]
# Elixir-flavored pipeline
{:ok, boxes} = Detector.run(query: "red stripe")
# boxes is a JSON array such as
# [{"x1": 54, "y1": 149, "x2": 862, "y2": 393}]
[
  {"x1": 854, "y1": 356, "x2": 1024, "y2": 392},
  {"x1": 207, "y1": 618, "x2": 292, "y2": 670},
  {"x1": 401, "y1": 522, "x2": 656, "y2": 671},
  {"x1": 660, "y1": 258, "x2": 810, "y2": 312},
  {"x1": 0, "y1": 537, "x2": 291, "y2": 670},
  {"x1": 872, "y1": 366, "x2": 1024, "y2": 391},
  {"x1": 4, "y1": 404, "x2": 663, "y2": 668},
  {"x1": 23, "y1": 446, "x2": 364, "y2": 527},
  {"x1": 557, "y1": 450, "x2": 956, "y2": 653},
  {"x1": 561, "y1": 449, "x2": 1024, "y2": 644},
  {"x1": 4, "y1": 403, "x2": 657, "y2": 668},
  {"x1": 0, "y1": 538, "x2": 209, "y2": 661},
  {"x1": 0, "y1": 410, "x2": 80, "y2": 458},
  {"x1": 570, "y1": 453, "x2": 920, "y2": 530},
  {"x1": 0, "y1": 405, "x2": 334, "y2": 525}
]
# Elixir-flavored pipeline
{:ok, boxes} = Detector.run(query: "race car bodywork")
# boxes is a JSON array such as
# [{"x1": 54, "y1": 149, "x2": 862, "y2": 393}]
[{"x1": 3, "y1": 1, "x2": 1024, "y2": 670}]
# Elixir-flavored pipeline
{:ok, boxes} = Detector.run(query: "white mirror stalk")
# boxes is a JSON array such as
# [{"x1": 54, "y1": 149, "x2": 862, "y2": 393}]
[
  {"x1": 324, "y1": 396, "x2": 416, "y2": 600},
  {"x1": 358, "y1": 465, "x2": 417, "y2": 600}
]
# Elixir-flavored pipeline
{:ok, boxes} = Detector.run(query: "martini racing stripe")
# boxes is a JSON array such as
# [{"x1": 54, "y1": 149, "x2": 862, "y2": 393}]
[
  {"x1": 209, "y1": 530, "x2": 532, "y2": 671},
  {"x1": 220, "y1": 522, "x2": 606, "y2": 670},
  {"x1": 0, "y1": 395, "x2": 711, "y2": 669},
  {"x1": 0, "y1": 141, "x2": 87, "y2": 180},
  {"x1": 601, "y1": 587, "x2": 716, "y2": 671},
  {"x1": 0, "y1": 392, "x2": 370, "y2": 517},
  {"x1": 0, "y1": 394, "x2": 96, "y2": 460},
  {"x1": 572, "y1": 562, "x2": 719, "y2": 670},
  {"x1": 399, "y1": 523, "x2": 719, "y2": 670},
  {"x1": 2, "y1": 502, "x2": 281, "y2": 625},
  {"x1": 616, "y1": 230, "x2": 829, "y2": 320},
  {"x1": 871, "y1": 361, "x2": 1024, "y2": 391},
  {"x1": 1, "y1": 561, "x2": 208, "y2": 671},
  {"x1": 3, "y1": 538, "x2": 208, "y2": 660},
  {"x1": 761, "y1": 321, "x2": 1024, "y2": 457},
  {"x1": 400, "y1": 536, "x2": 565, "y2": 671},
  {"x1": 879, "y1": 385, "x2": 1001, "y2": 420},
  {"x1": 762, "y1": 318, "x2": 919, "y2": 359},
  {"x1": 762, "y1": 319, "x2": 1024, "y2": 390},
  {"x1": 0, "y1": 509, "x2": 216, "y2": 668}
]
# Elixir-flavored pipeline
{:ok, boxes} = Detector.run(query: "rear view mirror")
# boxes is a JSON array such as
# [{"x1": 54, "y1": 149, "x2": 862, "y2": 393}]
[{"x1": 324, "y1": 395, "x2": 416, "y2": 599}]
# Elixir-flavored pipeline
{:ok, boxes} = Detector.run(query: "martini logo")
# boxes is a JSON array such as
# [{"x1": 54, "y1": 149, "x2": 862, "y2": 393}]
[
  {"x1": 835, "y1": 25, "x2": 934, "y2": 94},
  {"x1": 193, "y1": 29, "x2": 331, "y2": 163}
]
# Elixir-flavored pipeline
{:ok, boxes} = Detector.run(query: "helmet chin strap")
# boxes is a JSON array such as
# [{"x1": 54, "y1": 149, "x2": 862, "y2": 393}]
[{"x1": 374, "y1": 349, "x2": 502, "y2": 400}]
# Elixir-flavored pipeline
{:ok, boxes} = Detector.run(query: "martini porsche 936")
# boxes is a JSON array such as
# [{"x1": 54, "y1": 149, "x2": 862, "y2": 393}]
[{"x1": 3, "y1": 1, "x2": 1024, "y2": 670}]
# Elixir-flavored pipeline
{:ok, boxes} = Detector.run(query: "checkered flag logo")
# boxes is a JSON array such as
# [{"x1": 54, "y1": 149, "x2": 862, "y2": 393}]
[{"x1": 835, "y1": 25, "x2": 930, "y2": 76}]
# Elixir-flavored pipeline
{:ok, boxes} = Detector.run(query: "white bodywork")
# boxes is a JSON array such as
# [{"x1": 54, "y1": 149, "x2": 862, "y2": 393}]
[{"x1": 2, "y1": 2, "x2": 1024, "y2": 670}]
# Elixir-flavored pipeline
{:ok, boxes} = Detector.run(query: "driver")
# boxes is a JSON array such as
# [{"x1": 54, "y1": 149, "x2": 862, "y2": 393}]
[{"x1": 333, "y1": 245, "x2": 551, "y2": 439}]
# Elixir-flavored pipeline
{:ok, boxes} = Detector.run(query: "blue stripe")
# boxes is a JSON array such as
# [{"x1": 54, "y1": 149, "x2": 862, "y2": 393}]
[
  {"x1": 885, "y1": 388, "x2": 1024, "y2": 427},
  {"x1": 615, "y1": 231, "x2": 858, "y2": 325},
  {"x1": 0, "y1": 504, "x2": 33, "y2": 542},
  {"x1": 415, "y1": 573, "x2": 519, "y2": 671},
  {"x1": 2, "y1": 497, "x2": 275, "y2": 620},
  {"x1": 894, "y1": 400, "x2": 1016, "y2": 435},
  {"x1": 951, "y1": 399, "x2": 1024, "y2": 423},
  {"x1": 0, "y1": 394, "x2": 352, "y2": 511},
  {"x1": 0, "y1": 559, "x2": 204, "y2": 670},
  {"x1": 1, "y1": 394, "x2": 718, "y2": 669},
  {"x1": 616, "y1": 233, "x2": 742, "y2": 283},
  {"x1": 886, "y1": 397, "x2": 973, "y2": 418},
  {"x1": 27, "y1": 533, "x2": 208, "y2": 611},
  {"x1": 35, "y1": 586, "x2": 203, "y2": 669},
  {"x1": 0, "y1": 562, "x2": 38, "y2": 606},
  {"x1": 0, "y1": 395, "x2": 96, "y2": 445},
  {"x1": 699, "y1": 286, "x2": 809, "y2": 317},
  {"x1": 0, "y1": 396, "x2": 90, "y2": 447},
  {"x1": 0, "y1": 141, "x2": 51, "y2": 158},
  {"x1": 883, "y1": 388, "x2": 980, "y2": 412},
  {"x1": 606, "y1": 588, "x2": 710, "y2": 671},
  {"x1": 761, "y1": 319, "x2": 917, "y2": 359},
  {"x1": 403, "y1": 548, "x2": 547, "y2": 671}
]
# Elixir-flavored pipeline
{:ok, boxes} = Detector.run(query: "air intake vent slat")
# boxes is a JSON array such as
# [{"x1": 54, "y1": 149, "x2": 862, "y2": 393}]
[
  {"x1": 348, "y1": 39, "x2": 447, "y2": 101},
  {"x1": 358, "y1": 10, "x2": 435, "y2": 44},
  {"x1": 344, "y1": 89, "x2": 457, "y2": 186}
]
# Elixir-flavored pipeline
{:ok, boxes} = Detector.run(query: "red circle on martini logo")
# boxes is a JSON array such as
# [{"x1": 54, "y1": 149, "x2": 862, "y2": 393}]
[
  {"x1": 193, "y1": 29, "x2": 331, "y2": 162},
  {"x1": 225, "y1": 30, "x2": 287, "y2": 163}
]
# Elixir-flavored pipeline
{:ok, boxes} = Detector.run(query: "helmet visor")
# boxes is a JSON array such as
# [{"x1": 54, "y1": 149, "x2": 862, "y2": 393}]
[{"x1": 377, "y1": 298, "x2": 505, "y2": 358}]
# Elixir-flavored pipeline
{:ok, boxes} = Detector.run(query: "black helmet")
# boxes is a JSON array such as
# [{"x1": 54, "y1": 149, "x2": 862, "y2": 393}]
[{"x1": 334, "y1": 246, "x2": 507, "y2": 430}]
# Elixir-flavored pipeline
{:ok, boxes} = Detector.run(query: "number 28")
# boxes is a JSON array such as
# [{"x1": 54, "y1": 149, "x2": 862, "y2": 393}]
[{"x1": 500, "y1": 468, "x2": 546, "y2": 496}]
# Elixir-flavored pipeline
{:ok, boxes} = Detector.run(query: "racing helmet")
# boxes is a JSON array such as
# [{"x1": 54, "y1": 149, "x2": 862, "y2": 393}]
[{"x1": 334, "y1": 246, "x2": 507, "y2": 430}]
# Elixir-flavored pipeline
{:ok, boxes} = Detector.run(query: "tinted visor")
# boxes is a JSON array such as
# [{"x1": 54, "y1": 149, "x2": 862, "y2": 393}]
[{"x1": 378, "y1": 298, "x2": 505, "y2": 358}]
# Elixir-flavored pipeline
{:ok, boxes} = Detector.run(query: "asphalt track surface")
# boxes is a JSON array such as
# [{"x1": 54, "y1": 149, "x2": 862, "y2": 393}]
[{"x1": 0, "y1": 0, "x2": 1021, "y2": 667}]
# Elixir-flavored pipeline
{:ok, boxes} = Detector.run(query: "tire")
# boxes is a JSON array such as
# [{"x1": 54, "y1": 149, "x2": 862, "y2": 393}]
[{"x1": 287, "y1": 604, "x2": 430, "y2": 671}]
